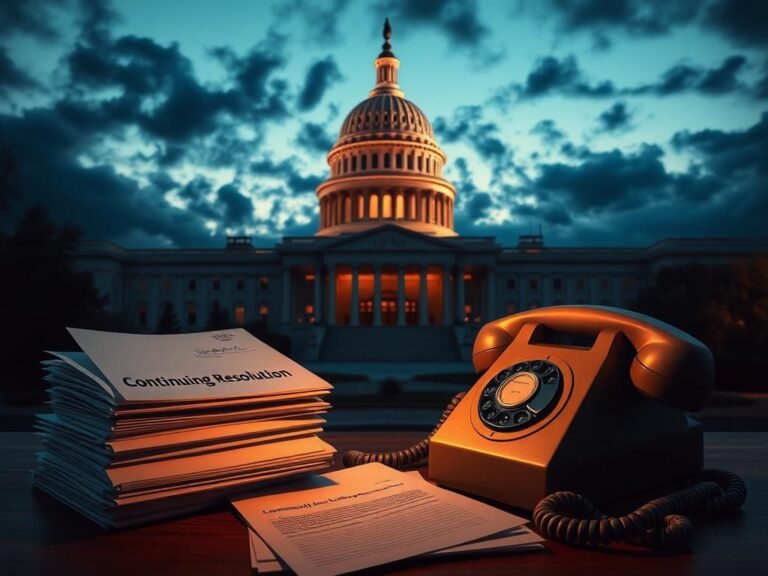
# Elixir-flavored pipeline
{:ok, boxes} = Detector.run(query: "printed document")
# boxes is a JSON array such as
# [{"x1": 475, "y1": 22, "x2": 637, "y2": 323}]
[
  {"x1": 66, "y1": 327, "x2": 332, "y2": 403},
  {"x1": 232, "y1": 462, "x2": 531, "y2": 576}
]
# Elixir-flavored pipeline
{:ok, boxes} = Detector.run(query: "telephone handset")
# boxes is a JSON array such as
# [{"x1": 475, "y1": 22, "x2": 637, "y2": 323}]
[{"x1": 343, "y1": 305, "x2": 746, "y2": 548}]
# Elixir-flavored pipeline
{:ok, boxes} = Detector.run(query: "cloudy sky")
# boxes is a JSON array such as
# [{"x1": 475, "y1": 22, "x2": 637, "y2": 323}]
[{"x1": 1, "y1": 0, "x2": 766, "y2": 248}]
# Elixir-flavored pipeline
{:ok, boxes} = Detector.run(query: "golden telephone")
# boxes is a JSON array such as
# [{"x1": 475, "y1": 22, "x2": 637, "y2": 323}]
[{"x1": 344, "y1": 305, "x2": 746, "y2": 548}]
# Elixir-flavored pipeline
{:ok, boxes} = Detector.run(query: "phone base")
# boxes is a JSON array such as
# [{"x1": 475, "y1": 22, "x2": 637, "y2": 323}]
[{"x1": 429, "y1": 414, "x2": 703, "y2": 512}]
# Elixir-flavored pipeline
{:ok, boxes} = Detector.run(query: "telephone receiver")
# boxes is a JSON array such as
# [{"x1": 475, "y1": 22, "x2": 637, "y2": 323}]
[
  {"x1": 343, "y1": 305, "x2": 746, "y2": 549},
  {"x1": 472, "y1": 305, "x2": 714, "y2": 412}
]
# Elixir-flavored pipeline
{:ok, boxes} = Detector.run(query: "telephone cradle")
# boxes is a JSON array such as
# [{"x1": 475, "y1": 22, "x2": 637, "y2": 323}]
[{"x1": 343, "y1": 305, "x2": 746, "y2": 549}]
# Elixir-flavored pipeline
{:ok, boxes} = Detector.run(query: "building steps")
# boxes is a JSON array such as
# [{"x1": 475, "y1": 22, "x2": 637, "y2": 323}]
[{"x1": 319, "y1": 326, "x2": 462, "y2": 362}]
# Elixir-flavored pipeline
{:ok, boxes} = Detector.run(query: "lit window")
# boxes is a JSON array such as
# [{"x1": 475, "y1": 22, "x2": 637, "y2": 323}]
[
  {"x1": 235, "y1": 304, "x2": 246, "y2": 326},
  {"x1": 259, "y1": 304, "x2": 269, "y2": 321},
  {"x1": 305, "y1": 304, "x2": 314, "y2": 314}
]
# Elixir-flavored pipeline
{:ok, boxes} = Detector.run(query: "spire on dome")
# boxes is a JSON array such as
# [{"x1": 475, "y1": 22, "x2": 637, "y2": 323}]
[
  {"x1": 379, "y1": 17, "x2": 394, "y2": 58},
  {"x1": 370, "y1": 17, "x2": 403, "y2": 97}
]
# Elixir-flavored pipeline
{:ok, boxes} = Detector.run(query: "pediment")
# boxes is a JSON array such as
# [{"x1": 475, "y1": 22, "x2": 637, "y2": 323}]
[{"x1": 325, "y1": 225, "x2": 455, "y2": 253}]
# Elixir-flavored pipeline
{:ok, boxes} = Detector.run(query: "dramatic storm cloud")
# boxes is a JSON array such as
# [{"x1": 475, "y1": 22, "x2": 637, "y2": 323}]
[{"x1": 0, "y1": 0, "x2": 765, "y2": 247}]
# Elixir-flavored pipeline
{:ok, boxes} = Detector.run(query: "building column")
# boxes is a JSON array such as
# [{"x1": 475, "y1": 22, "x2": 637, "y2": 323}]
[
  {"x1": 281, "y1": 267, "x2": 291, "y2": 324},
  {"x1": 350, "y1": 266, "x2": 360, "y2": 326},
  {"x1": 373, "y1": 265, "x2": 382, "y2": 326},
  {"x1": 486, "y1": 267, "x2": 496, "y2": 321},
  {"x1": 397, "y1": 266, "x2": 406, "y2": 326},
  {"x1": 442, "y1": 265, "x2": 452, "y2": 326},
  {"x1": 327, "y1": 265, "x2": 336, "y2": 326},
  {"x1": 313, "y1": 265, "x2": 323, "y2": 323},
  {"x1": 416, "y1": 189, "x2": 423, "y2": 222},
  {"x1": 377, "y1": 190, "x2": 384, "y2": 220},
  {"x1": 455, "y1": 265, "x2": 465, "y2": 323},
  {"x1": 419, "y1": 266, "x2": 429, "y2": 326}
]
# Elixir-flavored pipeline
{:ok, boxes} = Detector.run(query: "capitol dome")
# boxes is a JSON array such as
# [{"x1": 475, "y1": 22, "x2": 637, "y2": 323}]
[
  {"x1": 337, "y1": 95, "x2": 435, "y2": 144},
  {"x1": 315, "y1": 19, "x2": 456, "y2": 237}
]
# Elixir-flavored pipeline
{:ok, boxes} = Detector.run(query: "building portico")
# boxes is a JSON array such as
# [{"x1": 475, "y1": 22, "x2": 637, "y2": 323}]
[{"x1": 277, "y1": 225, "x2": 500, "y2": 330}]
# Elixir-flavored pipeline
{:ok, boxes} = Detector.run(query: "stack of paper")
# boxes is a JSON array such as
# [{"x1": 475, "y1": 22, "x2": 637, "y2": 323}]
[
  {"x1": 33, "y1": 328, "x2": 335, "y2": 529},
  {"x1": 232, "y1": 463, "x2": 545, "y2": 575}
]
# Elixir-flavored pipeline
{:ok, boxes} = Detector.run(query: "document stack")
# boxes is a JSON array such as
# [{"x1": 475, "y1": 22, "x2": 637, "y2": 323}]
[{"x1": 33, "y1": 328, "x2": 334, "y2": 529}]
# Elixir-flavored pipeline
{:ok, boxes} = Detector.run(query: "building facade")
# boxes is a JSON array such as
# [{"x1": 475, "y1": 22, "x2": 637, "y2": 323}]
[{"x1": 74, "y1": 23, "x2": 767, "y2": 363}]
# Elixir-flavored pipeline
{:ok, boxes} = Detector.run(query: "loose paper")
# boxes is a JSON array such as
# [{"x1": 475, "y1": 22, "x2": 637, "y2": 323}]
[{"x1": 232, "y1": 462, "x2": 532, "y2": 576}]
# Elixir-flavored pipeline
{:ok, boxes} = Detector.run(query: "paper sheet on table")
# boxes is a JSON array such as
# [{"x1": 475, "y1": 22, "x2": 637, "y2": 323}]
[
  {"x1": 232, "y1": 462, "x2": 530, "y2": 576},
  {"x1": 245, "y1": 470, "x2": 544, "y2": 573},
  {"x1": 247, "y1": 527, "x2": 543, "y2": 573}
]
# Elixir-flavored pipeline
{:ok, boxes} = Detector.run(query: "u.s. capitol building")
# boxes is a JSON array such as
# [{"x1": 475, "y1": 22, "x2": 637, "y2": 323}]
[{"x1": 75, "y1": 24, "x2": 766, "y2": 363}]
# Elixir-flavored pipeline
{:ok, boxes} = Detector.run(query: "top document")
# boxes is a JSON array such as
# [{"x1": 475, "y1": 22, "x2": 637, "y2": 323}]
[{"x1": 67, "y1": 328, "x2": 333, "y2": 403}]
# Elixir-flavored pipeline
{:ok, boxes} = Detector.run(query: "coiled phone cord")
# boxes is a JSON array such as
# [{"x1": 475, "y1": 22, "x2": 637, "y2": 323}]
[
  {"x1": 342, "y1": 392, "x2": 466, "y2": 469},
  {"x1": 534, "y1": 468, "x2": 746, "y2": 548},
  {"x1": 342, "y1": 393, "x2": 747, "y2": 549}
]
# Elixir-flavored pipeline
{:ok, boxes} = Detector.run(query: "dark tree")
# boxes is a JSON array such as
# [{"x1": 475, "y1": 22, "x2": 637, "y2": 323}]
[
  {"x1": 206, "y1": 300, "x2": 230, "y2": 330},
  {"x1": 157, "y1": 301, "x2": 181, "y2": 333},
  {"x1": 634, "y1": 258, "x2": 768, "y2": 392},
  {"x1": 0, "y1": 206, "x2": 111, "y2": 403},
  {"x1": 0, "y1": 147, "x2": 20, "y2": 213}
]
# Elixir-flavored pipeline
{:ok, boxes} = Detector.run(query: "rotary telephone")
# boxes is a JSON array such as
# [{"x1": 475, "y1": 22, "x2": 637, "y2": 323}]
[{"x1": 344, "y1": 305, "x2": 746, "y2": 548}]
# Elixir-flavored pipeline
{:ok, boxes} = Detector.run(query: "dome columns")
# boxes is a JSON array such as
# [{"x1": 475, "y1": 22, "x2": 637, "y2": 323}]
[{"x1": 317, "y1": 186, "x2": 454, "y2": 236}]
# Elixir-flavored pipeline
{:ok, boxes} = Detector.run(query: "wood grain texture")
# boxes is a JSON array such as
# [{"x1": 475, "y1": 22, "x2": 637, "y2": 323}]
[{"x1": 0, "y1": 431, "x2": 765, "y2": 575}]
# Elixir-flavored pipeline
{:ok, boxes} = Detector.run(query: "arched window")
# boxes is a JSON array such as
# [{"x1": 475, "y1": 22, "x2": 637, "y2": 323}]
[
  {"x1": 343, "y1": 157, "x2": 348, "y2": 173},
  {"x1": 395, "y1": 193, "x2": 404, "y2": 219},
  {"x1": 396, "y1": 152, "x2": 403, "y2": 169},
  {"x1": 383, "y1": 153, "x2": 391, "y2": 168},
  {"x1": 361, "y1": 154, "x2": 367, "y2": 170},
  {"x1": 357, "y1": 194, "x2": 365, "y2": 219},
  {"x1": 351, "y1": 155, "x2": 357, "y2": 171},
  {"x1": 382, "y1": 192, "x2": 393, "y2": 218},
  {"x1": 370, "y1": 193, "x2": 380, "y2": 218},
  {"x1": 372, "y1": 153, "x2": 379, "y2": 169}
]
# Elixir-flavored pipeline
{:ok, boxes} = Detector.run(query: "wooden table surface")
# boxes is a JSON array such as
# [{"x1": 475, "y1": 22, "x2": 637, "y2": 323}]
[{"x1": 1, "y1": 431, "x2": 765, "y2": 575}]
